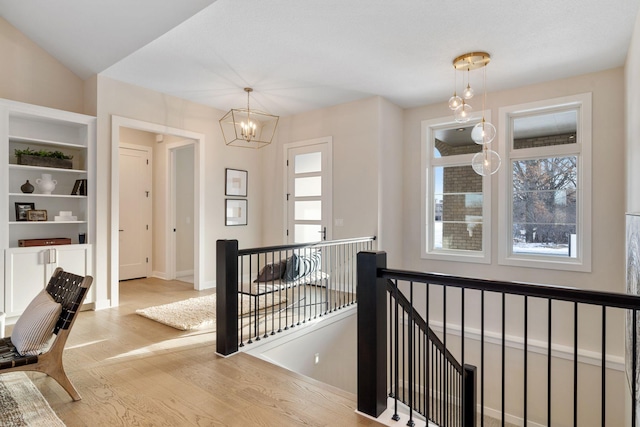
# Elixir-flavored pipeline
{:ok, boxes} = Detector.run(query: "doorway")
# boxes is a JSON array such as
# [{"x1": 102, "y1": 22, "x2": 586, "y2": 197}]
[
  {"x1": 284, "y1": 137, "x2": 333, "y2": 243},
  {"x1": 168, "y1": 142, "x2": 195, "y2": 283},
  {"x1": 111, "y1": 116, "x2": 205, "y2": 307}
]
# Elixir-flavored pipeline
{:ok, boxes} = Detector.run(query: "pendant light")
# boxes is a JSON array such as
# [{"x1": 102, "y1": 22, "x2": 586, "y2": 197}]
[
  {"x1": 219, "y1": 87, "x2": 279, "y2": 149},
  {"x1": 448, "y1": 52, "x2": 501, "y2": 175}
]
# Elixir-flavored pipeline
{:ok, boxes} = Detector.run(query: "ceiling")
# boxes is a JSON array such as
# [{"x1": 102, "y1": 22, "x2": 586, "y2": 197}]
[{"x1": 1, "y1": 0, "x2": 639, "y2": 117}]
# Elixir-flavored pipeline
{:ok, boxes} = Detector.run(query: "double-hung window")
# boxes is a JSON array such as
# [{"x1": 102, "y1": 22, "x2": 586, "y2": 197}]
[
  {"x1": 421, "y1": 114, "x2": 493, "y2": 263},
  {"x1": 498, "y1": 93, "x2": 592, "y2": 271}
]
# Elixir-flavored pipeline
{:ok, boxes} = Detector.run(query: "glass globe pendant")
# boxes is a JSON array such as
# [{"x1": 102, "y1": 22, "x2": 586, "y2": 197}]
[
  {"x1": 471, "y1": 119, "x2": 496, "y2": 144},
  {"x1": 471, "y1": 148, "x2": 501, "y2": 176},
  {"x1": 463, "y1": 83, "x2": 474, "y2": 100},
  {"x1": 454, "y1": 101, "x2": 472, "y2": 123},
  {"x1": 448, "y1": 92, "x2": 462, "y2": 110}
]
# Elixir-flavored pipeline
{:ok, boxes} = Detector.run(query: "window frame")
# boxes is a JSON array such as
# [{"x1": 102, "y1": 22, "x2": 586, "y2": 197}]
[
  {"x1": 421, "y1": 112, "x2": 493, "y2": 264},
  {"x1": 497, "y1": 93, "x2": 592, "y2": 272}
]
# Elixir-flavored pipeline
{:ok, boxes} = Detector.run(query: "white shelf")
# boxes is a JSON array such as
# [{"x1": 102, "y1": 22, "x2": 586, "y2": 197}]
[
  {"x1": 8, "y1": 135, "x2": 86, "y2": 149},
  {"x1": 9, "y1": 221, "x2": 87, "y2": 225},
  {"x1": 8, "y1": 164, "x2": 87, "y2": 174},
  {"x1": 9, "y1": 193, "x2": 86, "y2": 199}
]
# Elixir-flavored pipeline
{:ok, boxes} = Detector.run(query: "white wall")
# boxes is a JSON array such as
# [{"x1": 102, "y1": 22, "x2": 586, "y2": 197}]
[
  {"x1": 261, "y1": 96, "x2": 403, "y2": 254},
  {"x1": 0, "y1": 17, "x2": 85, "y2": 114},
  {"x1": 627, "y1": 9, "x2": 640, "y2": 214},
  {"x1": 95, "y1": 76, "x2": 264, "y2": 302},
  {"x1": 625, "y1": 9, "x2": 640, "y2": 427},
  {"x1": 403, "y1": 68, "x2": 627, "y2": 425},
  {"x1": 404, "y1": 68, "x2": 625, "y2": 294}
]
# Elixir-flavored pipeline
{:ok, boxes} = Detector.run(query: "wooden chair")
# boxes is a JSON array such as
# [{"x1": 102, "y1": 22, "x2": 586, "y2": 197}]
[{"x1": 0, "y1": 267, "x2": 93, "y2": 401}]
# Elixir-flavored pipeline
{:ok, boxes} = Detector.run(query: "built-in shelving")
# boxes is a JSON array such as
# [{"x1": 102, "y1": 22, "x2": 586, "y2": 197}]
[{"x1": 1, "y1": 99, "x2": 96, "y2": 317}]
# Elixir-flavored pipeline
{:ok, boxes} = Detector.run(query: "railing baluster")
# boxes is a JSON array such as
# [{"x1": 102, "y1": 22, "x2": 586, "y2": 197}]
[
  {"x1": 524, "y1": 295, "x2": 528, "y2": 426},
  {"x1": 444, "y1": 285, "x2": 448, "y2": 427},
  {"x1": 573, "y1": 302, "x2": 578, "y2": 427},
  {"x1": 393, "y1": 279, "x2": 400, "y2": 421},
  {"x1": 502, "y1": 292, "x2": 506, "y2": 427},
  {"x1": 426, "y1": 282, "x2": 430, "y2": 422},
  {"x1": 634, "y1": 308, "x2": 637, "y2": 427},
  {"x1": 547, "y1": 298, "x2": 552, "y2": 426},
  {"x1": 602, "y1": 306, "x2": 606, "y2": 427},
  {"x1": 408, "y1": 281, "x2": 414, "y2": 427},
  {"x1": 481, "y1": 289, "x2": 485, "y2": 427}
]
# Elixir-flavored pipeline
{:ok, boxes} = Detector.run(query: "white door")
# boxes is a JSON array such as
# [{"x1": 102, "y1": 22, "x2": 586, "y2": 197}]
[
  {"x1": 119, "y1": 145, "x2": 152, "y2": 280},
  {"x1": 285, "y1": 139, "x2": 332, "y2": 243}
]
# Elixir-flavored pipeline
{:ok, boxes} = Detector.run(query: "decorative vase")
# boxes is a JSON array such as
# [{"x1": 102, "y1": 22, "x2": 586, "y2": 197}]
[
  {"x1": 20, "y1": 180, "x2": 34, "y2": 193},
  {"x1": 35, "y1": 174, "x2": 57, "y2": 194}
]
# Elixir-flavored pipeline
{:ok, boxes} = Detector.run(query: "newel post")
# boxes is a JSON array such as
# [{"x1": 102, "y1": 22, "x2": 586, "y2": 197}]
[
  {"x1": 463, "y1": 364, "x2": 477, "y2": 427},
  {"x1": 357, "y1": 251, "x2": 388, "y2": 418},
  {"x1": 216, "y1": 239, "x2": 239, "y2": 356}
]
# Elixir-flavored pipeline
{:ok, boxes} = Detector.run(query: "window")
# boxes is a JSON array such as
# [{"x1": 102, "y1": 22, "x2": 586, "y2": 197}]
[
  {"x1": 498, "y1": 93, "x2": 592, "y2": 271},
  {"x1": 421, "y1": 114, "x2": 493, "y2": 263}
]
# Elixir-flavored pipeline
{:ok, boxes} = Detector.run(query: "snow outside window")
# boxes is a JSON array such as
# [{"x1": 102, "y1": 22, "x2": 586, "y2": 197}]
[{"x1": 498, "y1": 94, "x2": 592, "y2": 272}]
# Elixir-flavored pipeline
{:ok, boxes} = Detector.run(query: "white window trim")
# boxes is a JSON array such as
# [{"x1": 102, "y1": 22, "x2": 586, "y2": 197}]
[
  {"x1": 497, "y1": 93, "x2": 592, "y2": 272},
  {"x1": 421, "y1": 112, "x2": 493, "y2": 264}
]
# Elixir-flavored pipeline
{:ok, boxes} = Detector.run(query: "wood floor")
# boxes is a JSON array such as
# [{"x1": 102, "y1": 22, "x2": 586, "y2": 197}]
[{"x1": 14, "y1": 277, "x2": 382, "y2": 426}]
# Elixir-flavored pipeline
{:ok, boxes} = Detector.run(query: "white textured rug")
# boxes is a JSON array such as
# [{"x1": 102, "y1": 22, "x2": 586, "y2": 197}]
[
  {"x1": 0, "y1": 372, "x2": 65, "y2": 427},
  {"x1": 135, "y1": 293, "x2": 287, "y2": 331}
]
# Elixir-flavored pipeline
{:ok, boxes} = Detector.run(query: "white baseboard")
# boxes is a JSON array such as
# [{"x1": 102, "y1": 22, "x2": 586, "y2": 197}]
[{"x1": 426, "y1": 320, "x2": 624, "y2": 371}]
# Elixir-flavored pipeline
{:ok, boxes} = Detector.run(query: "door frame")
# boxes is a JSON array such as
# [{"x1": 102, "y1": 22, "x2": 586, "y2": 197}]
[
  {"x1": 282, "y1": 136, "x2": 333, "y2": 243},
  {"x1": 119, "y1": 142, "x2": 152, "y2": 280},
  {"x1": 166, "y1": 140, "x2": 196, "y2": 282},
  {"x1": 111, "y1": 116, "x2": 205, "y2": 307}
]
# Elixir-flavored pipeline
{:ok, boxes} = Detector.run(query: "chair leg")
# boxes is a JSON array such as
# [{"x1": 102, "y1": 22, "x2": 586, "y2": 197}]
[{"x1": 47, "y1": 365, "x2": 81, "y2": 401}]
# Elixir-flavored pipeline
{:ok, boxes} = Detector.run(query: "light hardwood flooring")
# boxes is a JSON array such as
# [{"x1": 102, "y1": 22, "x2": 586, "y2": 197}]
[{"x1": 13, "y1": 277, "x2": 382, "y2": 426}]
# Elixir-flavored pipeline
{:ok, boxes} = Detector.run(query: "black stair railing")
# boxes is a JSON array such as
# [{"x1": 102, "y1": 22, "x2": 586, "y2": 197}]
[
  {"x1": 358, "y1": 250, "x2": 640, "y2": 427},
  {"x1": 358, "y1": 251, "x2": 476, "y2": 427},
  {"x1": 216, "y1": 236, "x2": 376, "y2": 356}
]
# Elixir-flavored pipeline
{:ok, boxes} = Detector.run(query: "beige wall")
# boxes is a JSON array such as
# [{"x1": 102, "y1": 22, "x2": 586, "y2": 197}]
[
  {"x1": 261, "y1": 96, "x2": 402, "y2": 253},
  {"x1": 404, "y1": 68, "x2": 625, "y2": 294},
  {"x1": 627, "y1": 10, "x2": 640, "y2": 214},
  {"x1": 404, "y1": 69, "x2": 627, "y2": 425},
  {"x1": 96, "y1": 76, "x2": 264, "y2": 301},
  {"x1": 0, "y1": 17, "x2": 85, "y2": 114}
]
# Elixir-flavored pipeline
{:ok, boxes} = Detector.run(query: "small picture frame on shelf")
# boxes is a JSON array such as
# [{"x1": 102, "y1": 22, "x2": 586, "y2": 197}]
[
  {"x1": 15, "y1": 202, "x2": 35, "y2": 221},
  {"x1": 71, "y1": 179, "x2": 87, "y2": 196},
  {"x1": 225, "y1": 168, "x2": 247, "y2": 197},
  {"x1": 27, "y1": 209, "x2": 48, "y2": 222},
  {"x1": 225, "y1": 199, "x2": 247, "y2": 226}
]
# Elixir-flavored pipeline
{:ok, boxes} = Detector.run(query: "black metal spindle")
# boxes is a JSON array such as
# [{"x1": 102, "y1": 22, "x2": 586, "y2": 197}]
[
  {"x1": 502, "y1": 292, "x2": 505, "y2": 427},
  {"x1": 393, "y1": 280, "x2": 400, "y2": 421},
  {"x1": 426, "y1": 282, "x2": 430, "y2": 422},
  {"x1": 408, "y1": 281, "x2": 414, "y2": 427},
  {"x1": 481, "y1": 290, "x2": 485, "y2": 427},
  {"x1": 602, "y1": 306, "x2": 606, "y2": 427},
  {"x1": 573, "y1": 302, "x2": 578, "y2": 427},
  {"x1": 524, "y1": 295, "x2": 528, "y2": 426},
  {"x1": 634, "y1": 309, "x2": 637, "y2": 427},
  {"x1": 444, "y1": 285, "x2": 448, "y2": 427},
  {"x1": 547, "y1": 298, "x2": 552, "y2": 427}
]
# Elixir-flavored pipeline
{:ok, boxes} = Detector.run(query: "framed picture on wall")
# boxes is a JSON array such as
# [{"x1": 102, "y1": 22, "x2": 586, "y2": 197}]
[
  {"x1": 225, "y1": 199, "x2": 247, "y2": 226},
  {"x1": 225, "y1": 168, "x2": 248, "y2": 197}
]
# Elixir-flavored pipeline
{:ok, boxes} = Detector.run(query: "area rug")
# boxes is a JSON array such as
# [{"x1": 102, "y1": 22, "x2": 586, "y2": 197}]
[
  {"x1": 135, "y1": 293, "x2": 287, "y2": 331},
  {"x1": 0, "y1": 372, "x2": 65, "y2": 427}
]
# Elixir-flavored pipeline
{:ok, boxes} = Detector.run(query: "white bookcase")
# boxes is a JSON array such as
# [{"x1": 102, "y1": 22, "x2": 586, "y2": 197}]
[{"x1": 0, "y1": 99, "x2": 96, "y2": 321}]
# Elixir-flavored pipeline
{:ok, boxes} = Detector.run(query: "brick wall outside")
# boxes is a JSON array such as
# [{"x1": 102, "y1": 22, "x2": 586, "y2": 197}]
[
  {"x1": 431, "y1": 132, "x2": 575, "y2": 252},
  {"x1": 433, "y1": 135, "x2": 484, "y2": 251}
]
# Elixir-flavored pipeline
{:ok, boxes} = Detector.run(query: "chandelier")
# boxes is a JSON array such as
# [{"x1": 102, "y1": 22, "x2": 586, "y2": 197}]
[
  {"x1": 448, "y1": 52, "x2": 500, "y2": 176},
  {"x1": 219, "y1": 88, "x2": 279, "y2": 149}
]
